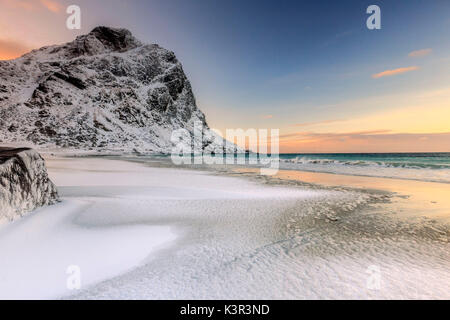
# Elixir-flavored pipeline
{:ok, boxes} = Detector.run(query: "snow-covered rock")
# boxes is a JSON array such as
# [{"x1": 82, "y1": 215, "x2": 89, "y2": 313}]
[
  {"x1": 0, "y1": 26, "x2": 238, "y2": 154},
  {"x1": 0, "y1": 148, "x2": 58, "y2": 222}
]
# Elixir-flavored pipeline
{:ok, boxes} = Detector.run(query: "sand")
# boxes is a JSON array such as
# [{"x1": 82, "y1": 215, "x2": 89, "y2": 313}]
[{"x1": 0, "y1": 157, "x2": 448, "y2": 299}]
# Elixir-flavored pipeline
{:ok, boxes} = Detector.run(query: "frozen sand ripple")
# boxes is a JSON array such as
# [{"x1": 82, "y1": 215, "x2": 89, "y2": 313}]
[
  {"x1": 1, "y1": 157, "x2": 448, "y2": 299},
  {"x1": 63, "y1": 159, "x2": 449, "y2": 300}
]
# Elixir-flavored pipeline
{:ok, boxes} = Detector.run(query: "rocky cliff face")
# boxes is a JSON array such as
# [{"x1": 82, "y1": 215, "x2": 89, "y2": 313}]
[
  {"x1": 0, "y1": 148, "x2": 59, "y2": 223},
  {"x1": 0, "y1": 26, "x2": 235, "y2": 154}
]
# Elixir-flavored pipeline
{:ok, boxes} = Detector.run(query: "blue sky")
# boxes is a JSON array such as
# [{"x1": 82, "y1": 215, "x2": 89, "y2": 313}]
[
  {"x1": 1, "y1": 0, "x2": 449, "y2": 152},
  {"x1": 106, "y1": 0, "x2": 450, "y2": 134}
]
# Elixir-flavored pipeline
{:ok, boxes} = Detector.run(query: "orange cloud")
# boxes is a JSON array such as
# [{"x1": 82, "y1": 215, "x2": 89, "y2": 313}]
[
  {"x1": 280, "y1": 130, "x2": 391, "y2": 141},
  {"x1": 279, "y1": 131, "x2": 450, "y2": 153},
  {"x1": 0, "y1": 38, "x2": 31, "y2": 60},
  {"x1": 372, "y1": 66, "x2": 419, "y2": 79},
  {"x1": 1, "y1": 0, "x2": 35, "y2": 10},
  {"x1": 0, "y1": 0, "x2": 63, "y2": 12},
  {"x1": 408, "y1": 48, "x2": 432, "y2": 58},
  {"x1": 261, "y1": 115, "x2": 273, "y2": 119},
  {"x1": 291, "y1": 119, "x2": 343, "y2": 127},
  {"x1": 39, "y1": 0, "x2": 62, "y2": 13}
]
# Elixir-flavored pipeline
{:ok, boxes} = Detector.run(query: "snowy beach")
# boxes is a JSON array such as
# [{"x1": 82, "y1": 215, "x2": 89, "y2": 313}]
[{"x1": 0, "y1": 157, "x2": 449, "y2": 299}]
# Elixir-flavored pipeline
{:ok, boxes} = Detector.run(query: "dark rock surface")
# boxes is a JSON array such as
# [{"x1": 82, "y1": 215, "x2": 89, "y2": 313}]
[
  {"x1": 0, "y1": 26, "x2": 237, "y2": 154},
  {"x1": 0, "y1": 148, "x2": 59, "y2": 222}
]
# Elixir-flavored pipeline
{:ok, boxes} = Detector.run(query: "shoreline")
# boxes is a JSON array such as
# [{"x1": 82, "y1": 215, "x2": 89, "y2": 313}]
[{"x1": 231, "y1": 167, "x2": 450, "y2": 225}]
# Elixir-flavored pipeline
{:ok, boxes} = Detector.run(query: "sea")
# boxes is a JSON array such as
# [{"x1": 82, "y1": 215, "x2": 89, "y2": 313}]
[
  {"x1": 277, "y1": 153, "x2": 450, "y2": 183},
  {"x1": 130, "y1": 152, "x2": 450, "y2": 184}
]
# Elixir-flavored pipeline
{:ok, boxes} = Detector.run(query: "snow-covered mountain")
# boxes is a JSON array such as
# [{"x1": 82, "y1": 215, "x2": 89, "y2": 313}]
[
  {"x1": 0, "y1": 148, "x2": 58, "y2": 222},
  {"x1": 0, "y1": 26, "x2": 236, "y2": 154}
]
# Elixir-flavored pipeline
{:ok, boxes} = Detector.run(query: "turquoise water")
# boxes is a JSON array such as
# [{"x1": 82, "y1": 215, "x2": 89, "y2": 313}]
[
  {"x1": 141, "y1": 152, "x2": 450, "y2": 183},
  {"x1": 277, "y1": 153, "x2": 450, "y2": 183},
  {"x1": 278, "y1": 153, "x2": 450, "y2": 170}
]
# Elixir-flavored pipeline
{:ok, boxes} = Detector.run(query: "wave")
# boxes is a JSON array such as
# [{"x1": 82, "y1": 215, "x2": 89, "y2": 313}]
[
  {"x1": 278, "y1": 156, "x2": 450, "y2": 183},
  {"x1": 280, "y1": 157, "x2": 450, "y2": 170}
]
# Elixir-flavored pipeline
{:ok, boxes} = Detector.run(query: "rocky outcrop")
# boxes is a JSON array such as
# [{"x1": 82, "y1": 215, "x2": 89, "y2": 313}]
[
  {"x1": 0, "y1": 148, "x2": 59, "y2": 222},
  {"x1": 0, "y1": 26, "x2": 237, "y2": 154}
]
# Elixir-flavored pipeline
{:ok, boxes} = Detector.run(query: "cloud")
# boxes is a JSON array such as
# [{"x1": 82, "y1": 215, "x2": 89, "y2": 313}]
[
  {"x1": 261, "y1": 115, "x2": 273, "y2": 119},
  {"x1": 372, "y1": 66, "x2": 419, "y2": 79},
  {"x1": 291, "y1": 119, "x2": 343, "y2": 127},
  {"x1": 408, "y1": 48, "x2": 432, "y2": 58},
  {"x1": 0, "y1": 0, "x2": 35, "y2": 10},
  {"x1": 417, "y1": 87, "x2": 450, "y2": 99},
  {"x1": 0, "y1": 38, "x2": 32, "y2": 60},
  {"x1": 39, "y1": 0, "x2": 63, "y2": 13},
  {"x1": 279, "y1": 131, "x2": 450, "y2": 153},
  {"x1": 0, "y1": 0, "x2": 63, "y2": 12},
  {"x1": 280, "y1": 130, "x2": 391, "y2": 140}
]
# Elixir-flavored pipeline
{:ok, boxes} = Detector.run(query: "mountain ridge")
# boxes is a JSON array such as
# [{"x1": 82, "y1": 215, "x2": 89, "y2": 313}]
[{"x1": 0, "y1": 26, "x2": 236, "y2": 154}]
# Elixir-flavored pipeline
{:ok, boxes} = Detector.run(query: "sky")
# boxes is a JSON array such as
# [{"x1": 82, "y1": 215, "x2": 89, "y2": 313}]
[{"x1": 0, "y1": 0, "x2": 449, "y2": 153}]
